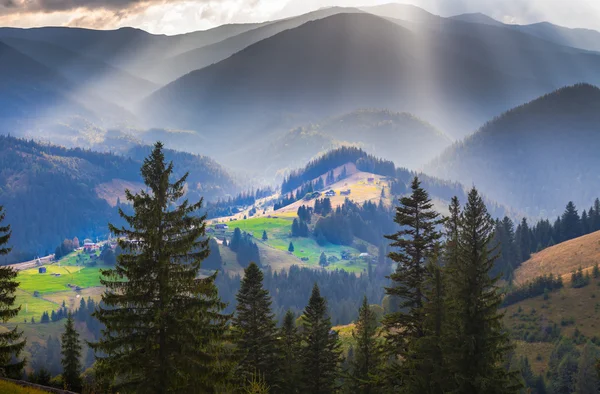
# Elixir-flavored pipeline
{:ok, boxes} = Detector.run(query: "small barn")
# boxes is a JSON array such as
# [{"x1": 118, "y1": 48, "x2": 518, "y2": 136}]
[{"x1": 38, "y1": 267, "x2": 47, "y2": 274}]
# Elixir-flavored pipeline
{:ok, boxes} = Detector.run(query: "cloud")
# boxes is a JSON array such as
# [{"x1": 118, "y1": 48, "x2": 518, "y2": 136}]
[{"x1": 1, "y1": 0, "x2": 599, "y2": 35}]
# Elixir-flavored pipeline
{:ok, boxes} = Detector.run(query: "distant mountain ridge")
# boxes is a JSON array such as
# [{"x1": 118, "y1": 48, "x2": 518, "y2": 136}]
[
  {"x1": 426, "y1": 83, "x2": 600, "y2": 216},
  {"x1": 141, "y1": 12, "x2": 600, "y2": 140},
  {"x1": 0, "y1": 135, "x2": 238, "y2": 264}
]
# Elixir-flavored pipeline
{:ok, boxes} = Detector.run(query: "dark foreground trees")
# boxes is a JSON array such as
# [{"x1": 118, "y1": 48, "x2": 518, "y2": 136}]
[
  {"x1": 382, "y1": 180, "x2": 520, "y2": 393},
  {"x1": 91, "y1": 142, "x2": 230, "y2": 393},
  {"x1": 0, "y1": 205, "x2": 25, "y2": 378},
  {"x1": 300, "y1": 284, "x2": 342, "y2": 394},
  {"x1": 233, "y1": 262, "x2": 279, "y2": 389},
  {"x1": 61, "y1": 313, "x2": 82, "y2": 392}
]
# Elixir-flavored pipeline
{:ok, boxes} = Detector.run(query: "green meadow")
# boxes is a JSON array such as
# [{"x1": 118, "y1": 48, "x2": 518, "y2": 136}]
[
  {"x1": 213, "y1": 217, "x2": 368, "y2": 273},
  {"x1": 17, "y1": 265, "x2": 103, "y2": 295}
]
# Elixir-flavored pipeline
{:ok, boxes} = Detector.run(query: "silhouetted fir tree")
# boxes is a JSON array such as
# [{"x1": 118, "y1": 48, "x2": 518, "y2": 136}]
[
  {"x1": 593, "y1": 198, "x2": 600, "y2": 232},
  {"x1": 446, "y1": 188, "x2": 520, "y2": 393},
  {"x1": 61, "y1": 312, "x2": 82, "y2": 392},
  {"x1": 300, "y1": 284, "x2": 342, "y2": 394},
  {"x1": 561, "y1": 201, "x2": 582, "y2": 242},
  {"x1": 279, "y1": 310, "x2": 301, "y2": 394},
  {"x1": 262, "y1": 230, "x2": 268, "y2": 241},
  {"x1": 348, "y1": 296, "x2": 381, "y2": 393},
  {"x1": 233, "y1": 262, "x2": 280, "y2": 389},
  {"x1": 581, "y1": 210, "x2": 590, "y2": 235},
  {"x1": 91, "y1": 142, "x2": 231, "y2": 393},
  {"x1": 382, "y1": 177, "x2": 443, "y2": 387},
  {"x1": 319, "y1": 252, "x2": 328, "y2": 267},
  {"x1": 288, "y1": 242, "x2": 294, "y2": 253},
  {"x1": 291, "y1": 219, "x2": 300, "y2": 237},
  {"x1": 0, "y1": 205, "x2": 25, "y2": 378},
  {"x1": 412, "y1": 245, "x2": 449, "y2": 394},
  {"x1": 516, "y1": 218, "x2": 532, "y2": 262}
]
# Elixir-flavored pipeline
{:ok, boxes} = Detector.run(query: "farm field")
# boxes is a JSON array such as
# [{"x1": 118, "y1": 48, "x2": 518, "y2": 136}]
[
  {"x1": 6, "y1": 250, "x2": 107, "y2": 323},
  {"x1": 18, "y1": 265, "x2": 103, "y2": 295}
]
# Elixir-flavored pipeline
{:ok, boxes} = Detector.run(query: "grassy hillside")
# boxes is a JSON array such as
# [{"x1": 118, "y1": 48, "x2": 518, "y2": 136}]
[
  {"x1": 0, "y1": 379, "x2": 50, "y2": 393},
  {"x1": 503, "y1": 273, "x2": 600, "y2": 374},
  {"x1": 211, "y1": 216, "x2": 368, "y2": 273},
  {"x1": 514, "y1": 230, "x2": 600, "y2": 285},
  {"x1": 10, "y1": 249, "x2": 105, "y2": 323}
]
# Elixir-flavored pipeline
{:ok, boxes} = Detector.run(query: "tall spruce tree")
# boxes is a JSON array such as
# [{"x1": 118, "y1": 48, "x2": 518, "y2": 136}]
[
  {"x1": 280, "y1": 310, "x2": 301, "y2": 394},
  {"x1": 561, "y1": 201, "x2": 581, "y2": 241},
  {"x1": 413, "y1": 245, "x2": 449, "y2": 394},
  {"x1": 349, "y1": 296, "x2": 381, "y2": 394},
  {"x1": 300, "y1": 284, "x2": 342, "y2": 394},
  {"x1": 61, "y1": 312, "x2": 82, "y2": 392},
  {"x1": 446, "y1": 188, "x2": 520, "y2": 393},
  {"x1": 0, "y1": 205, "x2": 25, "y2": 378},
  {"x1": 233, "y1": 262, "x2": 279, "y2": 389},
  {"x1": 91, "y1": 142, "x2": 231, "y2": 393},
  {"x1": 382, "y1": 177, "x2": 443, "y2": 386}
]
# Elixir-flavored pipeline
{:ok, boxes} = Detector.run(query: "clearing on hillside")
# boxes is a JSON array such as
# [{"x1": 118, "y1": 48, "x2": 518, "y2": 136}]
[{"x1": 514, "y1": 230, "x2": 600, "y2": 285}]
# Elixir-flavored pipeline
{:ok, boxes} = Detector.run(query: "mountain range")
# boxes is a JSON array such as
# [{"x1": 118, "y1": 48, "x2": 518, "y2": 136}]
[
  {"x1": 140, "y1": 11, "x2": 600, "y2": 140},
  {"x1": 426, "y1": 83, "x2": 600, "y2": 216},
  {"x1": 0, "y1": 135, "x2": 237, "y2": 264}
]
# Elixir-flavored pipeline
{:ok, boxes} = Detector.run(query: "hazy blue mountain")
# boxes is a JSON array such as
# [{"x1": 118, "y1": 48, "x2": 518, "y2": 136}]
[
  {"x1": 360, "y1": 3, "x2": 440, "y2": 23},
  {"x1": 449, "y1": 12, "x2": 505, "y2": 27},
  {"x1": 0, "y1": 24, "x2": 266, "y2": 83},
  {"x1": 141, "y1": 12, "x2": 600, "y2": 140},
  {"x1": 245, "y1": 109, "x2": 449, "y2": 176},
  {"x1": 512, "y1": 22, "x2": 600, "y2": 53},
  {"x1": 148, "y1": 7, "x2": 363, "y2": 83},
  {"x1": 0, "y1": 37, "x2": 157, "y2": 106},
  {"x1": 426, "y1": 83, "x2": 600, "y2": 217},
  {"x1": 0, "y1": 41, "x2": 132, "y2": 127}
]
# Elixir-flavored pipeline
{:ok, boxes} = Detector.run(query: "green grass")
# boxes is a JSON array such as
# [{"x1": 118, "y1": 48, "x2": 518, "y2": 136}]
[
  {"x1": 219, "y1": 217, "x2": 292, "y2": 238},
  {"x1": 12, "y1": 290, "x2": 58, "y2": 323},
  {"x1": 215, "y1": 217, "x2": 368, "y2": 272},
  {"x1": 17, "y1": 265, "x2": 103, "y2": 295}
]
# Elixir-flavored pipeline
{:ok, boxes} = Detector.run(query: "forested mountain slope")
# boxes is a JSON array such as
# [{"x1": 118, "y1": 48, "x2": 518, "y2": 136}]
[
  {"x1": 141, "y1": 12, "x2": 600, "y2": 141},
  {"x1": 0, "y1": 38, "x2": 157, "y2": 106},
  {"x1": 426, "y1": 84, "x2": 600, "y2": 216},
  {"x1": 0, "y1": 136, "x2": 237, "y2": 264},
  {"x1": 247, "y1": 109, "x2": 449, "y2": 175},
  {"x1": 0, "y1": 41, "x2": 130, "y2": 126}
]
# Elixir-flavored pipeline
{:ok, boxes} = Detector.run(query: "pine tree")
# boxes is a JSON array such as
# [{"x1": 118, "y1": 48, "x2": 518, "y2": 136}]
[
  {"x1": 349, "y1": 296, "x2": 381, "y2": 393},
  {"x1": 262, "y1": 230, "x2": 268, "y2": 241},
  {"x1": 413, "y1": 245, "x2": 449, "y2": 394},
  {"x1": 0, "y1": 205, "x2": 25, "y2": 378},
  {"x1": 561, "y1": 201, "x2": 581, "y2": 241},
  {"x1": 279, "y1": 310, "x2": 301, "y2": 393},
  {"x1": 445, "y1": 188, "x2": 520, "y2": 393},
  {"x1": 300, "y1": 284, "x2": 342, "y2": 394},
  {"x1": 319, "y1": 252, "x2": 328, "y2": 267},
  {"x1": 91, "y1": 142, "x2": 231, "y2": 393},
  {"x1": 593, "y1": 198, "x2": 600, "y2": 232},
  {"x1": 61, "y1": 312, "x2": 82, "y2": 392},
  {"x1": 288, "y1": 242, "x2": 295, "y2": 253},
  {"x1": 382, "y1": 177, "x2": 443, "y2": 386},
  {"x1": 574, "y1": 341, "x2": 600, "y2": 394},
  {"x1": 233, "y1": 262, "x2": 280, "y2": 388}
]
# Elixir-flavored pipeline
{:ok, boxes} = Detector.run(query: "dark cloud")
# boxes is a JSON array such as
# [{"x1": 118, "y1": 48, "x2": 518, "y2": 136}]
[{"x1": 0, "y1": 0, "x2": 198, "y2": 14}]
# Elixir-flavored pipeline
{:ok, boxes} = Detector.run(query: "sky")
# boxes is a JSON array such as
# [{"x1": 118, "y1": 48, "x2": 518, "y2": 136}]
[{"x1": 1, "y1": 0, "x2": 600, "y2": 35}]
